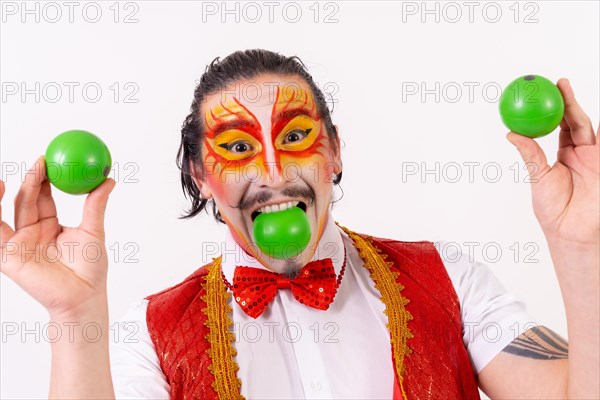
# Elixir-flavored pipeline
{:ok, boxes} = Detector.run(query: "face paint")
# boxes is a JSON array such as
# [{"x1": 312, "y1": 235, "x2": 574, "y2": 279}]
[
  {"x1": 271, "y1": 85, "x2": 330, "y2": 166},
  {"x1": 196, "y1": 75, "x2": 340, "y2": 274},
  {"x1": 203, "y1": 98, "x2": 263, "y2": 174}
]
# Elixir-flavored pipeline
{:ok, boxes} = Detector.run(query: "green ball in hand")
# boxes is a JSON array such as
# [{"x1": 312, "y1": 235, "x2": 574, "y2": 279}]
[
  {"x1": 253, "y1": 206, "x2": 311, "y2": 259},
  {"x1": 45, "y1": 130, "x2": 112, "y2": 195},
  {"x1": 499, "y1": 75, "x2": 564, "y2": 138}
]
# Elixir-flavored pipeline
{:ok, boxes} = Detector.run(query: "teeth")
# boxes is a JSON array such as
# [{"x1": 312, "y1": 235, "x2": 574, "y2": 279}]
[{"x1": 257, "y1": 201, "x2": 301, "y2": 215}]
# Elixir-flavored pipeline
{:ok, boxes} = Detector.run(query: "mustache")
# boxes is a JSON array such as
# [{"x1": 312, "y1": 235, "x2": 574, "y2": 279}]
[{"x1": 236, "y1": 186, "x2": 316, "y2": 211}]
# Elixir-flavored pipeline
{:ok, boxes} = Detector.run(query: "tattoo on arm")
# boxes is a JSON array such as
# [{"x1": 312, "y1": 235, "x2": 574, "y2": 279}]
[{"x1": 502, "y1": 326, "x2": 568, "y2": 360}]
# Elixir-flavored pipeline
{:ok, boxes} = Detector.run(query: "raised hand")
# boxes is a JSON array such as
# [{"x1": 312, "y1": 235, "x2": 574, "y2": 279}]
[
  {"x1": 0, "y1": 155, "x2": 116, "y2": 320},
  {"x1": 506, "y1": 78, "x2": 599, "y2": 247}
]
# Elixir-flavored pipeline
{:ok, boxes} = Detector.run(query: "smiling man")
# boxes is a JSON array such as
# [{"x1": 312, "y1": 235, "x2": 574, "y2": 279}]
[{"x1": 1, "y1": 49, "x2": 598, "y2": 399}]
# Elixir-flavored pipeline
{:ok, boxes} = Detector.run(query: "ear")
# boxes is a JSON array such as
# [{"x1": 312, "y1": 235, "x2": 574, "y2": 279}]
[
  {"x1": 331, "y1": 125, "x2": 343, "y2": 175},
  {"x1": 189, "y1": 159, "x2": 213, "y2": 199}
]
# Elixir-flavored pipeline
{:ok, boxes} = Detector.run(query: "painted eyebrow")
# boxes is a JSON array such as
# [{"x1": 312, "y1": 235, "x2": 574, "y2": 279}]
[
  {"x1": 270, "y1": 86, "x2": 319, "y2": 140},
  {"x1": 206, "y1": 119, "x2": 258, "y2": 139},
  {"x1": 204, "y1": 97, "x2": 261, "y2": 139},
  {"x1": 271, "y1": 107, "x2": 317, "y2": 140}
]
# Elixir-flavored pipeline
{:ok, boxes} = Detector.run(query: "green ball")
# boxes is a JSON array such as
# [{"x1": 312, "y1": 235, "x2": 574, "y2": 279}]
[
  {"x1": 253, "y1": 206, "x2": 311, "y2": 259},
  {"x1": 499, "y1": 75, "x2": 564, "y2": 138},
  {"x1": 45, "y1": 130, "x2": 112, "y2": 195}
]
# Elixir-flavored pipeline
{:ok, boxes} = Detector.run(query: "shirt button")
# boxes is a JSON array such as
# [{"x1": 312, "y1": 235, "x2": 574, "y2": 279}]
[{"x1": 311, "y1": 380, "x2": 322, "y2": 391}]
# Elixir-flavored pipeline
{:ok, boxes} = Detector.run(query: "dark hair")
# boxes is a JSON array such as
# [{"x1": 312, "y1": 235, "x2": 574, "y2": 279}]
[{"x1": 176, "y1": 49, "x2": 342, "y2": 222}]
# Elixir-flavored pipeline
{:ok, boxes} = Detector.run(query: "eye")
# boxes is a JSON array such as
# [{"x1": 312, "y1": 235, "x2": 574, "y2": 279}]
[
  {"x1": 283, "y1": 128, "x2": 312, "y2": 144},
  {"x1": 218, "y1": 140, "x2": 254, "y2": 154}
]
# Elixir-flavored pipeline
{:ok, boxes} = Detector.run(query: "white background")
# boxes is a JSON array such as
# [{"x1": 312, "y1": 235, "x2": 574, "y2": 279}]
[{"x1": 1, "y1": 1, "x2": 598, "y2": 398}]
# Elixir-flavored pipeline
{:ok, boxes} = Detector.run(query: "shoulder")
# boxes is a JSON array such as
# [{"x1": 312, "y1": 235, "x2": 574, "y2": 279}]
[
  {"x1": 371, "y1": 236, "x2": 439, "y2": 259},
  {"x1": 432, "y1": 240, "x2": 512, "y2": 305},
  {"x1": 143, "y1": 262, "x2": 216, "y2": 360},
  {"x1": 145, "y1": 263, "x2": 211, "y2": 304},
  {"x1": 144, "y1": 262, "x2": 213, "y2": 330},
  {"x1": 342, "y1": 228, "x2": 459, "y2": 300},
  {"x1": 341, "y1": 227, "x2": 438, "y2": 259},
  {"x1": 360, "y1": 232, "x2": 445, "y2": 270}
]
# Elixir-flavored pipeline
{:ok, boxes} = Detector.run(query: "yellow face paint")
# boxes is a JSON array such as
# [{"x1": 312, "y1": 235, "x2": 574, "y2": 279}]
[
  {"x1": 208, "y1": 130, "x2": 262, "y2": 162},
  {"x1": 274, "y1": 115, "x2": 320, "y2": 153}
]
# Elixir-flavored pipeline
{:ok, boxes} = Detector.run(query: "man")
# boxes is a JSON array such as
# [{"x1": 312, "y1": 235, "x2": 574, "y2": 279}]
[{"x1": 0, "y1": 49, "x2": 598, "y2": 399}]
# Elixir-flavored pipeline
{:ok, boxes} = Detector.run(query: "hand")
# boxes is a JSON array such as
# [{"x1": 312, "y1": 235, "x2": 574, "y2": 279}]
[
  {"x1": 507, "y1": 78, "x2": 599, "y2": 247},
  {"x1": 0, "y1": 156, "x2": 116, "y2": 320}
]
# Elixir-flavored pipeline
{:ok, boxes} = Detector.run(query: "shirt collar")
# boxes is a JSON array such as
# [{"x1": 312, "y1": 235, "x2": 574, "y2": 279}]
[{"x1": 221, "y1": 214, "x2": 345, "y2": 285}]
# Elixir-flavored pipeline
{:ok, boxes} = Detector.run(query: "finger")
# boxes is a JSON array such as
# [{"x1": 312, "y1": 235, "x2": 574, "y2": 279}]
[
  {"x1": 1, "y1": 180, "x2": 16, "y2": 246},
  {"x1": 558, "y1": 118, "x2": 574, "y2": 149},
  {"x1": 557, "y1": 78, "x2": 595, "y2": 146},
  {"x1": 14, "y1": 156, "x2": 46, "y2": 230},
  {"x1": 506, "y1": 132, "x2": 551, "y2": 184},
  {"x1": 37, "y1": 166, "x2": 58, "y2": 222},
  {"x1": 79, "y1": 178, "x2": 116, "y2": 239}
]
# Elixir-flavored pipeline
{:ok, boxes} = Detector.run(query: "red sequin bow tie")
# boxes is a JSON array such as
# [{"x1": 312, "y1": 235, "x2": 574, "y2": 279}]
[{"x1": 223, "y1": 256, "x2": 346, "y2": 319}]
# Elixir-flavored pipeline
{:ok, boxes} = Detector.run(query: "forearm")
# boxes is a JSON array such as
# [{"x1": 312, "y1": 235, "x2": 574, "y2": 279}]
[
  {"x1": 548, "y1": 239, "x2": 599, "y2": 399},
  {"x1": 48, "y1": 298, "x2": 115, "y2": 399}
]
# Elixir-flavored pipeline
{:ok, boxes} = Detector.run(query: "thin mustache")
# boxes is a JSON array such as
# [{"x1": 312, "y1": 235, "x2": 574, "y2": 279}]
[{"x1": 236, "y1": 186, "x2": 315, "y2": 211}]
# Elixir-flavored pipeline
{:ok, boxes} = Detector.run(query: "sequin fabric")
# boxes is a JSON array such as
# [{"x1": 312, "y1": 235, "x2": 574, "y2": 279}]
[{"x1": 229, "y1": 258, "x2": 341, "y2": 319}]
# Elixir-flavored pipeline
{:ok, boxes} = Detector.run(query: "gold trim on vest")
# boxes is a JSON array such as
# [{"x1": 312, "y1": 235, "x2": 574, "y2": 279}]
[
  {"x1": 202, "y1": 256, "x2": 245, "y2": 399},
  {"x1": 338, "y1": 224, "x2": 414, "y2": 400}
]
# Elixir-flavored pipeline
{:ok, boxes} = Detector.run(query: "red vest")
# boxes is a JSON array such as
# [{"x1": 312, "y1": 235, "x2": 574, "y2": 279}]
[{"x1": 146, "y1": 232, "x2": 480, "y2": 399}]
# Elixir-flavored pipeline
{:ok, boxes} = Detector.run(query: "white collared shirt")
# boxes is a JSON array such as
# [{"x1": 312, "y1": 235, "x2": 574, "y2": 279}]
[{"x1": 110, "y1": 217, "x2": 536, "y2": 399}]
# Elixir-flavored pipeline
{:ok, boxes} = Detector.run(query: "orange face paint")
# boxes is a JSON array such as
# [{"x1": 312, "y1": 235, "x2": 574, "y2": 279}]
[{"x1": 203, "y1": 85, "x2": 327, "y2": 181}]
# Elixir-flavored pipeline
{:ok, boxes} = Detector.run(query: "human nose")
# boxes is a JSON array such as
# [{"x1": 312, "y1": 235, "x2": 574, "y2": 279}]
[{"x1": 257, "y1": 160, "x2": 285, "y2": 189}]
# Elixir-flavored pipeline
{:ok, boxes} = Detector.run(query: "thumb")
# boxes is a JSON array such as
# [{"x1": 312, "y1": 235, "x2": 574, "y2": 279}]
[
  {"x1": 80, "y1": 178, "x2": 116, "y2": 239},
  {"x1": 506, "y1": 132, "x2": 551, "y2": 184}
]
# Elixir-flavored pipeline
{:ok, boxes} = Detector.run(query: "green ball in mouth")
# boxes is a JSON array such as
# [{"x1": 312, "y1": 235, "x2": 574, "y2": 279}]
[{"x1": 252, "y1": 205, "x2": 311, "y2": 259}]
